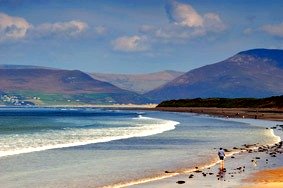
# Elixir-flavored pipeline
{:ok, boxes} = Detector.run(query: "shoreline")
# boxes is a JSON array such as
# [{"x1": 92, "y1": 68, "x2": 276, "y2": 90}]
[
  {"x1": 128, "y1": 128, "x2": 283, "y2": 188},
  {"x1": 127, "y1": 107, "x2": 283, "y2": 188},
  {"x1": 154, "y1": 107, "x2": 283, "y2": 121},
  {"x1": 0, "y1": 104, "x2": 158, "y2": 109},
  {"x1": 2, "y1": 105, "x2": 282, "y2": 121},
  {"x1": 107, "y1": 144, "x2": 269, "y2": 188},
  {"x1": 1, "y1": 106, "x2": 282, "y2": 187},
  {"x1": 100, "y1": 111, "x2": 283, "y2": 188}
]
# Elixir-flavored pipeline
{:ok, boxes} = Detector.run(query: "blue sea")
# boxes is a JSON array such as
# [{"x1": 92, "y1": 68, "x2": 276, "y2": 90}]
[{"x1": 0, "y1": 107, "x2": 281, "y2": 187}]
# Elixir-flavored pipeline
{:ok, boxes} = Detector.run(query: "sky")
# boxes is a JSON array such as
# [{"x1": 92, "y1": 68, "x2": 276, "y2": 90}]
[{"x1": 0, "y1": 0, "x2": 283, "y2": 74}]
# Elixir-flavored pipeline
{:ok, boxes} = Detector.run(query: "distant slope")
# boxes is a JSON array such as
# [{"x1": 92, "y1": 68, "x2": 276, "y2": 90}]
[
  {"x1": 90, "y1": 70, "x2": 184, "y2": 94},
  {"x1": 0, "y1": 67, "x2": 150, "y2": 105},
  {"x1": 145, "y1": 49, "x2": 283, "y2": 102}
]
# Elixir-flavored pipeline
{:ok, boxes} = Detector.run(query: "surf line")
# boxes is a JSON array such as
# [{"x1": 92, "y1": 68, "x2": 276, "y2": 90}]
[{"x1": 0, "y1": 118, "x2": 180, "y2": 158}]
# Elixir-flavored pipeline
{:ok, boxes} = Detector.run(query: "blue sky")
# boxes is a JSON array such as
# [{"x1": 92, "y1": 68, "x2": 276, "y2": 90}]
[{"x1": 0, "y1": 0, "x2": 283, "y2": 73}]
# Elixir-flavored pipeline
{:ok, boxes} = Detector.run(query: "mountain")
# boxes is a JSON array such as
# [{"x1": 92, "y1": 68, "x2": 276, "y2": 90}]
[
  {"x1": 90, "y1": 70, "x2": 184, "y2": 94},
  {"x1": 0, "y1": 66, "x2": 150, "y2": 105},
  {"x1": 145, "y1": 49, "x2": 283, "y2": 102}
]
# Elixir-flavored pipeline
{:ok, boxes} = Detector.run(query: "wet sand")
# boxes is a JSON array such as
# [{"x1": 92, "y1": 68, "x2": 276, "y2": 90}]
[
  {"x1": 130, "y1": 139, "x2": 283, "y2": 188},
  {"x1": 155, "y1": 107, "x2": 283, "y2": 121},
  {"x1": 240, "y1": 141, "x2": 283, "y2": 188}
]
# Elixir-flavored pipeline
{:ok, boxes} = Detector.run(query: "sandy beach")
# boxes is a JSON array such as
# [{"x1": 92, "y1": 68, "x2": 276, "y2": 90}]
[
  {"x1": 155, "y1": 107, "x2": 283, "y2": 121},
  {"x1": 242, "y1": 167, "x2": 283, "y2": 188},
  {"x1": 133, "y1": 107, "x2": 283, "y2": 188},
  {"x1": 130, "y1": 140, "x2": 283, "y2": 188}
]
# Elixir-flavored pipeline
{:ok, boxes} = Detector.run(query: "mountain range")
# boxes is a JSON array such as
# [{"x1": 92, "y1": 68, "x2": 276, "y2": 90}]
[
  {"x1": 0, "y1": 67, "x2": 149, "y2": 105},
  {"x1": 0, "y1": 48, "x2": 283, "y2": 105},
  {"x1": 145, "y1": 49, "x2": 283, "y2": 102},
  {"x1": 90, "y1": 70, "x2": 183, "y2": 94}
]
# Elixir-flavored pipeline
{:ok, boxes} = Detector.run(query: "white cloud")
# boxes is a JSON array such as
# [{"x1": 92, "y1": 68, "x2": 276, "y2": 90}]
[
  {"x1": 0, "y1": 12, "x2": 89, "y2": 41},
  {"x1": 166, "y1": 0, "x2": 203, "y2": 28},
  {"x1": 112, "y1": 35, "x2": 149, "y2": 52},
  {"x1": 161, "y1": 0, "x2": 226, "y2": 41},
  {"x1": 261, "y1": 23, "x2": 283, "y2": 37},
  {"x1": 32, "y1": 20, "x2": 88, "y2": 38},
  {"x1": 0, "y1": 12, "x2": 30, "y2": 41}
]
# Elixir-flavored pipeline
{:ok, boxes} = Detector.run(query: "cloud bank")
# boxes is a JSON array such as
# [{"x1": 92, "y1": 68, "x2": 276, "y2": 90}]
[
  {"x1": 261, "y1": 23, "x2": 283, "y2": 37},
  {"x1": 0, "y1": 13, "x2": 30, "y2": 41},
  {"x1": 139, "y1": 0, "x2": 226, "y2": 43},
  {"x1": 0, "y1": 12, "x2": 88, "y2": 41},
  {"x1": 32, "y1": 20, "x2": 88, "y2": 38},
  {"x1": 113, "y1": 1, "x2": 227, "y2": 52}
]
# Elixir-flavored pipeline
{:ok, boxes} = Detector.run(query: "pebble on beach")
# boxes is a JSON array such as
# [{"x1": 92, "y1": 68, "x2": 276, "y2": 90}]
[
  {"x1": 176, "y1": 181, "x2": 186, "y2": 184},
  {"x1": 171, "y1": 140, "x2": 283, "y2": 186},
  {"x1": 194, "y1": 170, "x2": 202, "y2": 173},
  {"x1": 165, "y1": 171, "x2": 173, "y2": 173}
]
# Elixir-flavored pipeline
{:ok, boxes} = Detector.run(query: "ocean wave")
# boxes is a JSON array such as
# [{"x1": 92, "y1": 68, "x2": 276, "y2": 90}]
[{"x1": 0, "y1": 116, "x2": 179, "y2": 158}]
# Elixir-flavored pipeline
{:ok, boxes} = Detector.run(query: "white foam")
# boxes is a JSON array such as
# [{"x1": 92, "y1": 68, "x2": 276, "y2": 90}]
[
  {"x1": 0, "y1": 116, "x2": 179, "y2": 158},
  {"x1": 204, "y1": 115, "x2": 283, "y2": 144},
  {"x1": 133, "y1": 115, "x2": 156, "y2": 120},
  {"x1": 270, "y1": 128, "x2": 281, "y2": 143}
]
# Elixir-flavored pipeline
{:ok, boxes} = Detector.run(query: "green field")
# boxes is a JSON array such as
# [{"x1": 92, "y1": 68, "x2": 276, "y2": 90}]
[{"x1": 3, "y1": 90, "x2": 118, "y2": 105}]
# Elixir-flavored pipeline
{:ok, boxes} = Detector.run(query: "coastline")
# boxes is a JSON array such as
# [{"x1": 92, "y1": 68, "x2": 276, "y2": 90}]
[
  {"x1": 128, "y1": 133, "x2": 283, "y2": 188},
  {"x1": 130, "y1": 133, "x2": 282, "y2": 188},
  {"x1": 129, "y1": 107, "x2": 283, "y2": 188},
  {"x1": 49, "y1": 105, "x2": 283, "y2": 188},
  {"x1": 155, "y1": 107, "x2": 283, "y2": 121},
  {"x1": 1, "y1": 106, "x2": 282, "y2": 187}
]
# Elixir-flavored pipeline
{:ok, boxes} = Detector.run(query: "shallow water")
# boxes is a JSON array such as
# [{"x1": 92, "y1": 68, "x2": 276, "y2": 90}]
[{"x1": 0, "y1": 108, "x2": 280, "y2": 187}]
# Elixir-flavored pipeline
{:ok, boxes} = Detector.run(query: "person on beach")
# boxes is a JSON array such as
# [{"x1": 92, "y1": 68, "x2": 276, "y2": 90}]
[{"x1": 218, "y1": 148, "x2": 225, "y2": 171}]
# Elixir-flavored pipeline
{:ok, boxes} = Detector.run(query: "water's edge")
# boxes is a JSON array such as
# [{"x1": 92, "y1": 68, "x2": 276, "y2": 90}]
[{"x1": 105, "y1": 117, "x2": 282, "y2": 188}]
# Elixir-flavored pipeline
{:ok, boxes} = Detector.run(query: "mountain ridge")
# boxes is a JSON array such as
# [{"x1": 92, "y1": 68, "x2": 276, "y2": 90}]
[
  {"x1": 0, "y1": 67, "x2": 149, "y2": 105},
  {"x1": 145, "y1": 49, "x2": 283, "y2": 102},
  {"x1": 90, "y1": 70, "x2": 184, "y2": 94},
  {"x1": 1, "y1": 48, "x2": 283, "y2": 105}
]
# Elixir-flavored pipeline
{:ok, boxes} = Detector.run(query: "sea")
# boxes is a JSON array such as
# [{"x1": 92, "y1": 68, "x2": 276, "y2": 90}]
[{"x1": 0, "y1": 107, "x2": 281, "y2": 188}]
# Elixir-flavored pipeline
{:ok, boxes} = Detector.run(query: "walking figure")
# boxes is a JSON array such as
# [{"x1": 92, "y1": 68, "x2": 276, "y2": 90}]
[{"x1": 218, "y1": 147, "x2": 225, "y2": 171}]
